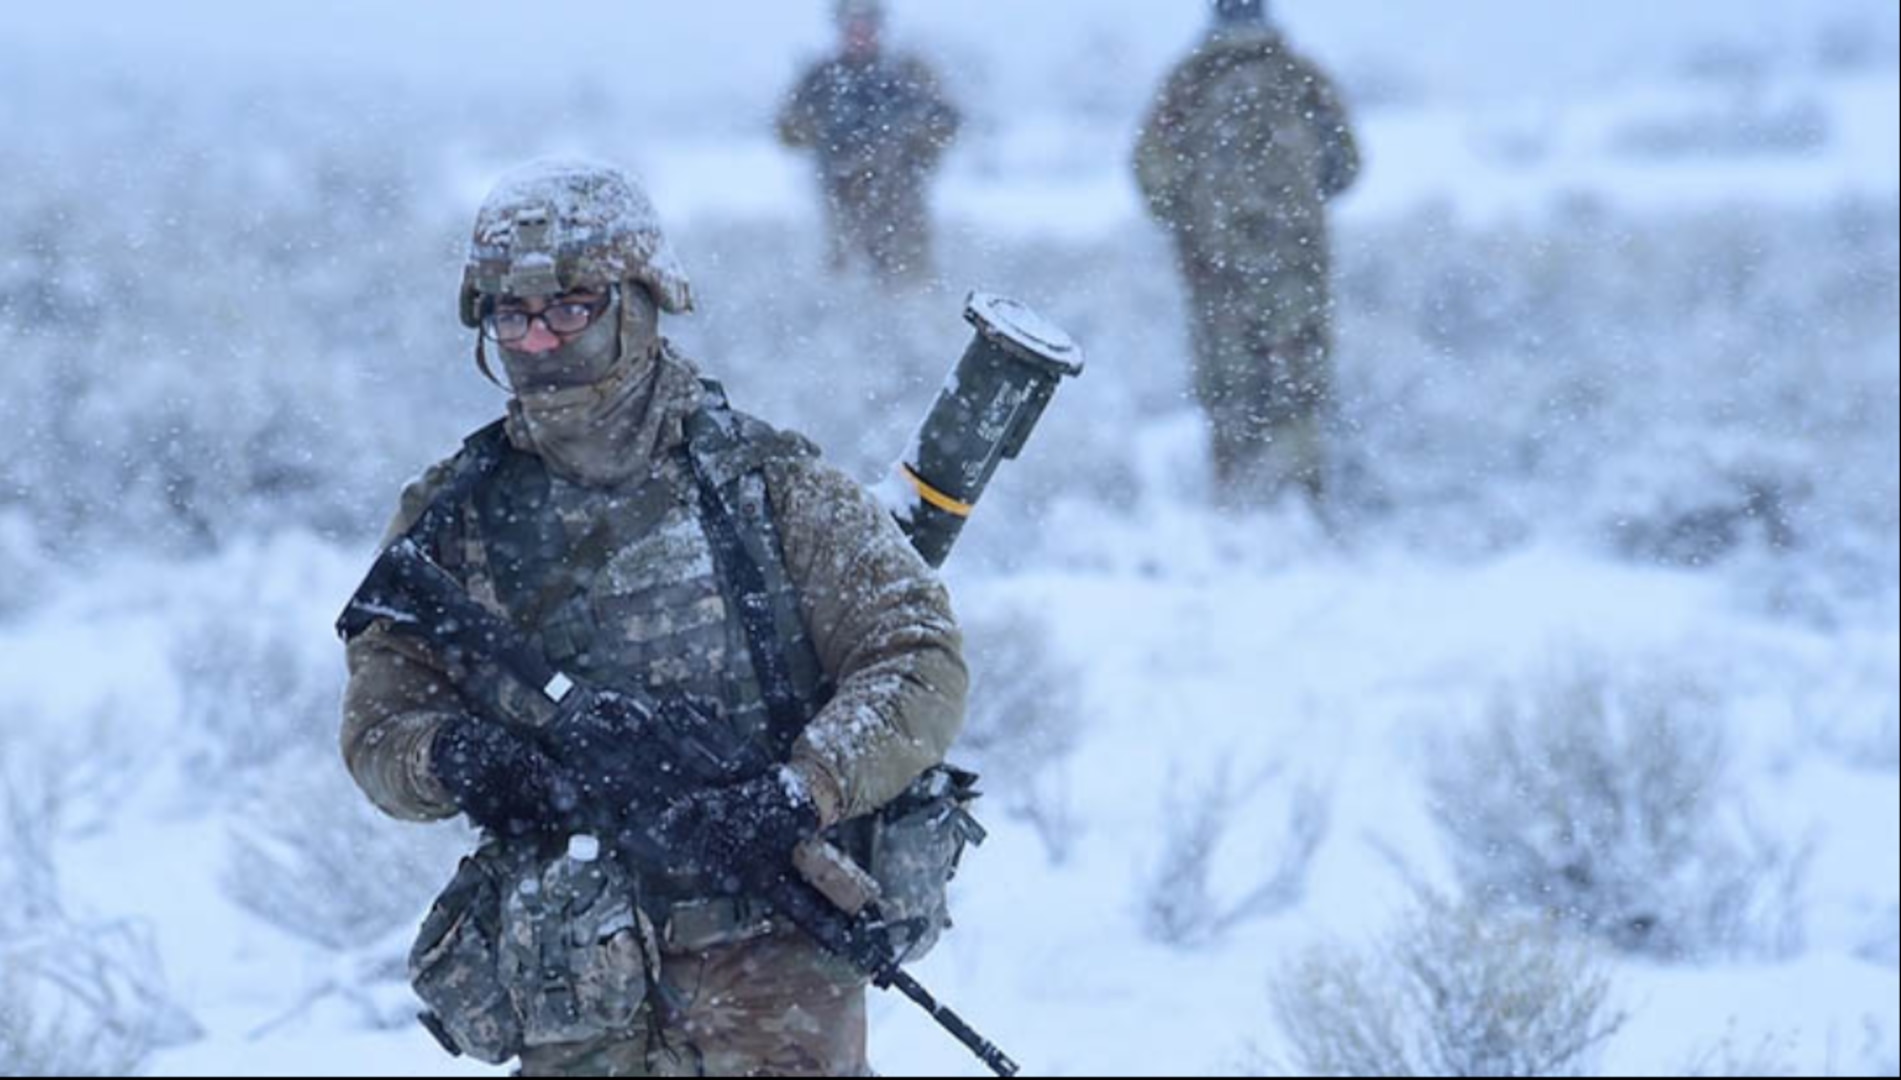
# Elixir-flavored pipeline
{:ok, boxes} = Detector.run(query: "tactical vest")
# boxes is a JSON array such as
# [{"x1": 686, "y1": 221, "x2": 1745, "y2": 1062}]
[
  {"x1": 1180, "y1": 50, "x2": 1329, "y2": 283},
  {"x1": 401, "y1": 386, "x2": 981, "y2": 1062},
  {"x1": 425, "y1": 383, "x2": 830, "y2": 771}
]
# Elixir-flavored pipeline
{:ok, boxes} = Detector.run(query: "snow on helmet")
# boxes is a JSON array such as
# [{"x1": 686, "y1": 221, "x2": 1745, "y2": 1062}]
[{"x1": 458, "y1": 159, "x2": 692, "y2": 327}]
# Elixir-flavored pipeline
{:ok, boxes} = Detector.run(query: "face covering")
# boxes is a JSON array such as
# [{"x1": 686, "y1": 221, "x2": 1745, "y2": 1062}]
[
  {"x1": 496, "y1": 288, "x2": 628, "y2": 392},
  {"x1": 498, "y1": 284, "x2": 681, "y2": 487}
]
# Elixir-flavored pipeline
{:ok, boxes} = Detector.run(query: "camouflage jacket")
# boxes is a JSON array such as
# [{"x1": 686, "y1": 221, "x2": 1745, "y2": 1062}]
[
  {"x1": 340, "y1": 346, "x2": 967, "y2": 834},
  {"x1": 777, "y1": 52, "x2": 961, "y2": 181},
  {"x1": 1134, "y1": 26, "x2": 1359, "y2": 260}
]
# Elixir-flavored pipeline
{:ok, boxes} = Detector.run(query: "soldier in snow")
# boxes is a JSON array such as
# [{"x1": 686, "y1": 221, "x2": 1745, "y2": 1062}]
[
  {"x1": 1135, "y1": 0, "x2": 1360, "y2": 505},
  {"x1": 778, "y1": 0, "x2": 962, "y2": 284},
  {"x1": 339, "y1": 160, "x2": 968, "y2": 1076}
]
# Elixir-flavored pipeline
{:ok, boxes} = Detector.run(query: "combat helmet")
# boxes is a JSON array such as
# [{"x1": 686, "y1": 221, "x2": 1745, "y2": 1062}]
[
  {"x1": 835, "y1": 0, "x2": 885, "y2": 28},
  {"x1": 458, "y1": 160, "x2": 693, "y2": 330},
  {"x1": 1214, "y1": 0, "x2": 1267, "y2": 23}
]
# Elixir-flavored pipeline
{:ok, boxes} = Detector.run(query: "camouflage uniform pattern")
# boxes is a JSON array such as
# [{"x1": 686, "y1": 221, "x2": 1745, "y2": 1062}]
[
  {"x1": 342, "y1": 344, "x2": 967, "y2": 1075},
  {"x1": 1134, "y1": 23, "x2": 1360, "y2": 501},
  {"x1": 777, "y1": 54, "x2": 961, "y2": 281},
  {"x1": 516, "y1": 931, "x2": 868, "y2": 1078}
]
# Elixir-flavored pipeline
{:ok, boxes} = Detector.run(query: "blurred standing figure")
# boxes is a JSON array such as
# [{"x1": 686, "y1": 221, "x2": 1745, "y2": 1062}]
[
  {"x1": 1135, "y1": 0, "x2": 1360, "y2": 504},
  {"x1": 778, "y1": 0, "x2": 962, "y2": 283}
]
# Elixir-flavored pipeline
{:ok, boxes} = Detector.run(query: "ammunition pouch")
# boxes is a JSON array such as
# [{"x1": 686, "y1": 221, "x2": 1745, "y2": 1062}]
[
  {"x1": 410, "y1": 841, "x2": 655, "y2": 1063},
  {"x1": 864, "y1": 764, "x2": 986, "y2": 964},
  {"x1": 410, "y1": 764, "x2": 985, "y2": 1061},
  {"x1": 409, "y1": 845, "x2": 527, "y2": 1064}
]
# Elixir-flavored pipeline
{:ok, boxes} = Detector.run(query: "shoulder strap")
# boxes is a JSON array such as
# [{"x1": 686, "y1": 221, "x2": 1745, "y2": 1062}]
[
  {"x1": 400, "y1": 419, "x2": 513, "y2": 555},
  {"x1": 336, "y1": 420, "x2": 511, "y2": 645},
  {"x1": 682, "y1": 382, "x2": 830, "y2": 756}
]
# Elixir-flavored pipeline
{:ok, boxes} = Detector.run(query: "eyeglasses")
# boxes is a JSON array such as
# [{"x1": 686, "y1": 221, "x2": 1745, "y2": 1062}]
[{"x1": 481, "y1": 287, "x2": 615, "y2": 345}]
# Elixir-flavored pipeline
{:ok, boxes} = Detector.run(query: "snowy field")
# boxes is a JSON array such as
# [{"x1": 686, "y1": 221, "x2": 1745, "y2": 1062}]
[{"x1": 2, "y1": 2, "x2": 1897, "y2": 1076}]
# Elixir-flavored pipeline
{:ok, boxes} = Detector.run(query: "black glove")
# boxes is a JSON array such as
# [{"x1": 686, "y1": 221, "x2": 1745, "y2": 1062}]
[
  {"x1": 429, "y1": 716, "x2": 582, "y2": 838},
  {"x1": 543, "y1": 691, "x2": 769, "y2": 821},
  {"x1": 649, "y1": 767, "x2": 820, "y2": 895},
  {"x1": 537, "y1": 690, "x2": 654, "y2": 820}
]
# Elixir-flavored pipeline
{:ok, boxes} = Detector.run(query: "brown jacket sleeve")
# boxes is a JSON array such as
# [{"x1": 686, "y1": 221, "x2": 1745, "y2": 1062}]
[
  {"x1": 338, "y1": 460, "x2": 463, "y2": 822},
  {"x1": 899, "y1": 55, "x2": 962, "y2": 167},
  {"x1": 765, "y1": 456, "x2": 968, "y2": 826},
  {"x1": 1133, "y1": 58, "x2": 1203, "y2": 228},
  {"x1": 1301, "y1": 59, "x2": 1361, "y2": 199},
  {"x1": 777, "y1": 65, "x2": 827, "y2": 149}
]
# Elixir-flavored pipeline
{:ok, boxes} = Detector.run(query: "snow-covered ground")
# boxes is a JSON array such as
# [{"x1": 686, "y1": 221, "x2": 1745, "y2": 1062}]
[{"x1": 2, "y1": 5, "x2": 1897, "y2": 1076}]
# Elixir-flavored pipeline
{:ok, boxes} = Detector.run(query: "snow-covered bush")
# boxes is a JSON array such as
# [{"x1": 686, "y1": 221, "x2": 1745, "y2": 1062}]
[
  {"x1": 0, "y1": 922, "x2": 197, "y2": 1078},
  {"x1": 1799, "y1": 648, "x2": 1901, "y2": 774},
  {"x1": 1139, "y1": 759, "x2": 1330, "y2": 948},
  {"x1": 1265, "y1": 892, "x2": 1625, "y2": 1078},
  {"x1": 0, "y1": 76, "x2": 489, "y2": 560},
  {"x1": 1813, "y1": 10, "x2": 1901, "y2": 74},
  {"x1": 1, "y1": 731, "x2": 197, "y2": 1076},
  {"x1": 1682, "y1": 1017, "x2": 1899, "y2": 1078},
  {"x1": 1879, "y1": 711, "x2": 1901, "y2": 775},
  {"x1": 1841, "y1": 686, "x2": 1901, "y2": 775},
  {"x1": 217, "y1": 751, "x2": 469, "y2": 1035},
  {"x1": 1679, "y1": 1024, "x2": 1805, "y2": 1077},
  {"x1": 172, "y1": 600, "x2": 349, "y2": 788},
  {"x1": 1877, "y1": 1025, "x2": 1901, "y2": 1078},
  {"x1": 955, "y1": 608, "x2": 1087, "y2": 864},
  {"x1": 0, "y1": 512, "x2": 43, "y2": 617},
  {"x1": 1, "y1": 742, "x2": 63, "y2": 927},
  {"x1": 1427, "y1": 659, "x2": 1809, "y2": 961},
  {"x1": 1608, "y1": 95, "x2": 1830, "y2": 160},
  {"x1": 1862, "y1": 904, "x2": 1901, "y2": 971},
  {"x1": 222, "y1": 751, "x2": 468, "y2": 955},
  {"x1": 1598, "y1": 430, "x2": 1808, "y2": 568},
  {"x1": 1802, "y1": 688, "x2": 1893, "y2": 771},
  {"x1": 1326, "y1": 194, "x2": 1899, "y2": 623}
]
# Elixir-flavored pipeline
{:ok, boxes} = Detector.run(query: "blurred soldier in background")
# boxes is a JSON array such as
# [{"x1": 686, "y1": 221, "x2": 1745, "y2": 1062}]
[
  {"x1": 778, "y1": 0, "x2": 962, "y2": 284},
  {"x1": 1135, "y1": 0, "x2": 1360, "y2": 505}
]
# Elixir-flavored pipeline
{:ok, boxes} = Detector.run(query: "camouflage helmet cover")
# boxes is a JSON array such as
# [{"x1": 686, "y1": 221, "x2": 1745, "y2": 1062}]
[
  {"x1": 1214, "y1": 0, "x2": 1267, "y2": 22},
  {"x1": 459, "y1": 159, "x2": 693, "y2": 327}
]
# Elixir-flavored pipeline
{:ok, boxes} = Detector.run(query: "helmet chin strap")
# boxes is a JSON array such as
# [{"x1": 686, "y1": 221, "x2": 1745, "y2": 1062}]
[
  {"x1": 616, "y1": 281, "x2": 661, "y2": 370},
  {"x1": 473, "y1": 335, "x2": 507, "y2": 391}
]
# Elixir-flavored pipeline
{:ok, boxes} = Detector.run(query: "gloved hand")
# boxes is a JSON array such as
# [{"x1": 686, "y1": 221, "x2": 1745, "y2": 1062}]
[
  {"x1": 649, "y1": 766, "x2": 820, "y2": 895},
  {"x1": 537, "y1": 690, "x2": 653, "y2": 820},
  {"x1": 429, "y1": 715, "x2": 582, "y2": 838}
]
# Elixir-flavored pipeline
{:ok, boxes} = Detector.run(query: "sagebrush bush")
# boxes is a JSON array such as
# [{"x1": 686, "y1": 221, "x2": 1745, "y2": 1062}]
[
  {"x1": 1, "y1": 732, "x2": 197, "y2": 1076},
  {"x1": 0, "y1": 512, "x2": 42, "y2": 616},
  {"x1": 1679, "y1": 1023, "x2": 1807, "y2": 1078},
  {"x1": 0, "y1": 924, "x2": 197, "y2": 1078},
  {"x1": 218, "y1": 751, "x2": 471, "y2": 1037},
  {"x1": 1427, "y1": 659, "x2": 1808, "y2": 961},
  {"x1": 1862, "y1": 904, "x2": 1900, "y2": 970},
  {"x1": 955, "y1": 608, "x2": 1088, "y2": 863},
  {"x1": 172, "y1": 606, "x2": 347, "y2": 786},
  {"x1": 1796, "y1": 644, "x2": 1901, "y2": 773},
  {"x1": 221, "y1": 751, "x2": 469, "y2": 954},
  {"x1": 1139, "y1": 759, "x2": 1330, "y2": 948},
  {"x1": 1266, "y1": 892, "x2": 1625, "y2": 1078}
]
